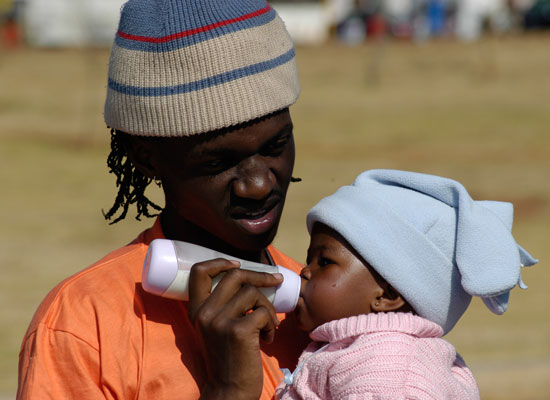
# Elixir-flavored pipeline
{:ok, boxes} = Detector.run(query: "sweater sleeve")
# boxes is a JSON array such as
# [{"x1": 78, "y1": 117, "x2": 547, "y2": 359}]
[
  {"x1": 18, "y1": 324, "x2": 105, "y2": 399},
  {"x1": 451, "y1": 353, "x2": 481, "y2": 399}
]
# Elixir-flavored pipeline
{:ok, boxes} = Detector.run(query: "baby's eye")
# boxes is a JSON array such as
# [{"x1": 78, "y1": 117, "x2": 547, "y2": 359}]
[{"x1": 318, "y1": 257, "x2": 334, "y2": 267}]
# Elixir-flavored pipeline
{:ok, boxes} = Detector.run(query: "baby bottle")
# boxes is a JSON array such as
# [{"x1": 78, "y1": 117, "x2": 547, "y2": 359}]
[{"x1": 142, "y1": 239, "x2": 301, "y2": 313}]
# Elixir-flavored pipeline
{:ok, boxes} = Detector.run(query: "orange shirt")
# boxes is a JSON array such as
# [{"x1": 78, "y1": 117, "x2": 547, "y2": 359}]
[{"x1": 18, "y1": 219, "x2": 308, "y2": 399}]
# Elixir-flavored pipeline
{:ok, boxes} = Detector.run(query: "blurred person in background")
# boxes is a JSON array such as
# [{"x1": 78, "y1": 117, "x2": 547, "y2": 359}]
[
  {"x1": 17, "y1": 0, "x2": 310, "y2": 398},
  {"x1": 0, "y1": 0, "x2": 12, "y2": 22},
  {"x1": 0, "y1": 0, "x2": 21, "y2": 47},
  {"x1": 509, "y1": 0, "x2": 537, "y2": 29},
  {"x1": 523, "y1": 0, "x2": 550, "y2": 29},
  {"x1": 455, "y1": 0, "x2": 513, "y2": 40},
  {"x1": 384, "y1": 0, "x2": 415, "y2": 37}
]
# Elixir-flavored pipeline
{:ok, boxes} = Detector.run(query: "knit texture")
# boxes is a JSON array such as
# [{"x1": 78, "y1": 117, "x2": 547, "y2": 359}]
[
  {"x1": 277, "y1": 313, "x2": 480, "y2": 400},
  {"x1": 104, "y1": 0, "x2": 300, "y2": 136},
  {"x1": 307, "y1": 169, "x2": 538, "y2": 334}
]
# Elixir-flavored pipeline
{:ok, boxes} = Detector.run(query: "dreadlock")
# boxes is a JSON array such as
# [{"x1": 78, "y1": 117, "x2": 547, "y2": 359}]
[{"x1": 103, "y1": 129, "x2": 163, "y2": 224}]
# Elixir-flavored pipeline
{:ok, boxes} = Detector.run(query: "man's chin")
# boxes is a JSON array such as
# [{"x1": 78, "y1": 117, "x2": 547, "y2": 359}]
[{"x1": 235, "y1": 230, "x2": 278, "y2": 252}]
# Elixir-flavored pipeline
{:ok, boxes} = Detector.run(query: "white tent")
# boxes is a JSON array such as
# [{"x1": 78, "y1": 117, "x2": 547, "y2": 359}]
[
  {"x1": 21, "y1": 0, "x2": 126, "y2": 46},
  {"x1": 272, "y1": 1, "x2": 330, "y2": 45},
  {"x1": 21, "y1": 0, "x2": 335, "y2": 47},
  {"x1": 21, "y1": 0, "x2": 333, "y2": 47}
]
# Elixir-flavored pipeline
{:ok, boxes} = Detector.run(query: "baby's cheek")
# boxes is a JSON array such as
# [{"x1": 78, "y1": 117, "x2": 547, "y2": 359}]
[{"x1": 306, "y1": 283, "x2": 337, "y2": 321}]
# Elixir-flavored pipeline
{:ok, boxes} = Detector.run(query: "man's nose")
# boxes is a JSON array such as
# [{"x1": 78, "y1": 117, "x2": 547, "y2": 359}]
[{"x1": 232, "y1": 156, "x2": 275, "y2": 200}]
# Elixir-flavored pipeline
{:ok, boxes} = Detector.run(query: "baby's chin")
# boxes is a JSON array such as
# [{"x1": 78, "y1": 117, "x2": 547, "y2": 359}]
[
  {"x1": 292, "y1": 305, "x2": 308, "y2": 331},
  {"x1": 293, "y1": 305, "x2": 319, "y2": 333}
]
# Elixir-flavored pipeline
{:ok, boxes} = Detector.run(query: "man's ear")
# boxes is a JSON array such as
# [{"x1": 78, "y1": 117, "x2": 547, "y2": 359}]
[
  {"x1": 122, "y1": 135, "x2": 159, "y2": 179},
  {"x1": 371, "y1": 284, "x2": 407, "y2": 313}
]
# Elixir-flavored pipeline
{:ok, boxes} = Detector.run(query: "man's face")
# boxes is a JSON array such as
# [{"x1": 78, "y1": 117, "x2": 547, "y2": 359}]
[{"x1": 152, "y1": 110, "x2": 295, "y2": 254}]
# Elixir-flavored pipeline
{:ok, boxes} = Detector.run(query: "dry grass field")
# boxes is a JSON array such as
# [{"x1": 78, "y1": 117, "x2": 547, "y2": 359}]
[{"x1": 1, "y1": 34, "x2": 549, "y2": 399}]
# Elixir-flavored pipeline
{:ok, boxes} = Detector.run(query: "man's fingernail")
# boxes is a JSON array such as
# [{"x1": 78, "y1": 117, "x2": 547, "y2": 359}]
[
  {"x1": 273, "y1": 273, "x2": 284, "y2": 280},
  {"x1": 230, "y1": 260, "x2": 241, "y2": 266}
]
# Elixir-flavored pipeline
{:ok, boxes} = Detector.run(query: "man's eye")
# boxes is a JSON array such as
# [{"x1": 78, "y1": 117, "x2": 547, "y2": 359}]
[
  {"x1": 205, "y1": 160, "x2": 222, "y2": 168},
  {"x1": 262, "y1": 135, "x2": 290, "y2": 156},
  {"x1": 199, "y1": 159, "x2": 228, "y2": 174}
]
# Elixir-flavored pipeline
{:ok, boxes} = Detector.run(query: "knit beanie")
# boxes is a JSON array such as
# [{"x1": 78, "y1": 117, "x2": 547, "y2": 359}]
[
  {"x1": 104, "y1": 0, "x2": 300, "y2": 136},
  {"x1": 306, "y1": 169, "x2": 538, "y2": 334}
]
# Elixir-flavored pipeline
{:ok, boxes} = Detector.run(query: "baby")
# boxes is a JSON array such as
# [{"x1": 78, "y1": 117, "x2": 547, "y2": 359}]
[{"x1": 278, "y1": 169, "x2": 538, "y2": 399}]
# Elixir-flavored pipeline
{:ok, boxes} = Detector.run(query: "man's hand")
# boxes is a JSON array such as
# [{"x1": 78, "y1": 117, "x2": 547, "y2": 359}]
[{"x1": 187, "y1": 258, "x2": 283, "y2": 400}]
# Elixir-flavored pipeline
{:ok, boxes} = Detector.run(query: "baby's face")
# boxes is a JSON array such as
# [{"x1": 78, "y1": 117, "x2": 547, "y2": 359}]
[{"x1": 294, "y1": 223, "x2": 383, "y2": 332}]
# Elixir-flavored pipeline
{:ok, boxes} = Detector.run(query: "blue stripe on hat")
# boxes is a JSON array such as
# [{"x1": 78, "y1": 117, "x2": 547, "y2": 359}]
[
  {"x1": 116, "y1": 2, "x2": 276, "y2": 52},
  {"x1": 108, "y1": 47, "x2": 296, "y2": 96}
]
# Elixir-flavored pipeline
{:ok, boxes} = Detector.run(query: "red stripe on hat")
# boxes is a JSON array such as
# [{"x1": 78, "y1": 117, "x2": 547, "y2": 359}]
[{"x1": 117, "y1": 4, "x2": 271, "y2": 43}]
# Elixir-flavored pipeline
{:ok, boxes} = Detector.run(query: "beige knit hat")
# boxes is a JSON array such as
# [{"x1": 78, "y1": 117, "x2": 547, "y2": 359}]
[{"x1": 104, "y1": 0, "x2": 300, "y2": 137}]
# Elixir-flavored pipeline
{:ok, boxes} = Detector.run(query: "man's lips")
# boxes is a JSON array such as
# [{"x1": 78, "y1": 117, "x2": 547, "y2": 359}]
[
  {"x1": 231, "y1": 195, "x2": 280, "y2": 218},
  {"x1": 231, "y1": 200, "x2": 280, "y2": 235}
]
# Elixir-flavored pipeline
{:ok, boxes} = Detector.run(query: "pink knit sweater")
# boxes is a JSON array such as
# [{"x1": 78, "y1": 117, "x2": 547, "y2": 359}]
[{"x1": 277, "y1": 313, "x2": 480, "y2": 399}]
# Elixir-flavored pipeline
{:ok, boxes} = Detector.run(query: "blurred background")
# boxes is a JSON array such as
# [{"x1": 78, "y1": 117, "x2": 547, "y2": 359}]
[{"x1": 1, "y1": 0, "x2": 549, "y2": 399}]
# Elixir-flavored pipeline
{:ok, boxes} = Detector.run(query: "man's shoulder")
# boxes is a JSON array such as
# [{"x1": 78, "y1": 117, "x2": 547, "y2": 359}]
[
  {"x1": 24, "y1": 239, "x2": 149, "y2": 341},
  {"x1": 56, "y1": 240, "x2": 147, "y2": 298}
]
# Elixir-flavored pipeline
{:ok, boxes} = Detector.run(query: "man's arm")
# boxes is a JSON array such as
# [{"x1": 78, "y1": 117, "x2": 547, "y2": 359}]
[{"x1": 18, "y1": 325, "x2": 105, "y2": 399}]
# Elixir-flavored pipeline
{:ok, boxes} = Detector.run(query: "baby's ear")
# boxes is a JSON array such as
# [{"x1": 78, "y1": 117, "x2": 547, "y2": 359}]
[{"x1": 371, "y1": 284, "x2": 407, "y2": 313}]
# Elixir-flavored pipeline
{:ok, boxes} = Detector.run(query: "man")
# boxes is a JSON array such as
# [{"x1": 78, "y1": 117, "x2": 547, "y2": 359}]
[{"x1": 18, "y1": 0, "x2": 308, "y2": 398}]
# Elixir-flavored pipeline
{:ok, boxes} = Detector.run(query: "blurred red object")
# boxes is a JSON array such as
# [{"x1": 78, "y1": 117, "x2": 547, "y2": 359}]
[
  {"x1": 2, "y1": 16, "x2": 21, "y2": 48},
  {"x1": 367, "y1": 14, "x2": 387, "y2": 38}
]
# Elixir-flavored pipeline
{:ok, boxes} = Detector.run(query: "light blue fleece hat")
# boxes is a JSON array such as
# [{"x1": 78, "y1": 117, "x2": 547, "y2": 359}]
[{"x1": 306, "y1": 169, "x2": 538, "y2": 334}]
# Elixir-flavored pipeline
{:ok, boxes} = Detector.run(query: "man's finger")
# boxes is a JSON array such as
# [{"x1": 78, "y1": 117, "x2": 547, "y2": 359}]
[
  {"x1": 200, "y1": 268, "x2": 283, "y2": 314},
  {"x1": 187, "y1": 258, "x2": 240, "y2": 321},
  {"x1": 216, "y1": 283, "x2": 280, "y2": 327}
]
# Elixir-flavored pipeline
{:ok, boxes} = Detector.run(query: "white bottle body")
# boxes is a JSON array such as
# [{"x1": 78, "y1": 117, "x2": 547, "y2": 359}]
[{"x1": 142, "y1": 239, "x2": 300, "y2": 313}]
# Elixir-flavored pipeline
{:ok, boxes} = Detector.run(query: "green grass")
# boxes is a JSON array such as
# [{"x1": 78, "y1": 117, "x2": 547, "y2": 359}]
[{"x1": 1, "y1": 34, "x2": 549, "y2": 398}]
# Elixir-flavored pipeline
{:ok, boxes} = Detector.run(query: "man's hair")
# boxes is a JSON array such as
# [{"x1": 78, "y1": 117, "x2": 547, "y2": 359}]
[{"x1": 103, "y1": 129, "x2": 162, "y2": 224}]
